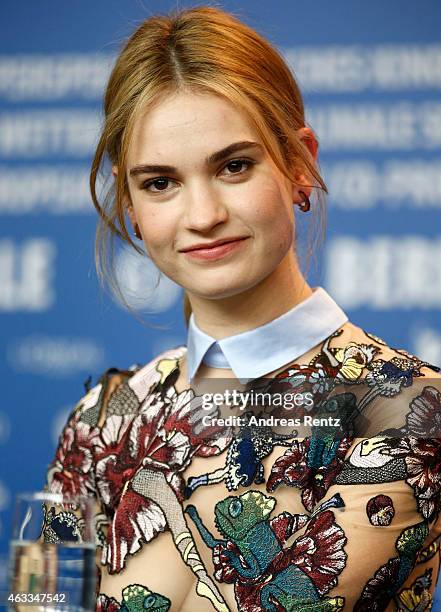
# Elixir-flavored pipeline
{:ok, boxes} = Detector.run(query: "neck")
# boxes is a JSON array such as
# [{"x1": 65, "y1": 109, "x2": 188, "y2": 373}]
[{"x1": 187, "y1": 253, "x2": 312, "y2": 339}]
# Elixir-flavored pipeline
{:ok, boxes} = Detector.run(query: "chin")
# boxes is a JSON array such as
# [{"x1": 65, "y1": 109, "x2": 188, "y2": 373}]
[{"x1": 188, "y1": 279, "x2": 263, "y2": 301}]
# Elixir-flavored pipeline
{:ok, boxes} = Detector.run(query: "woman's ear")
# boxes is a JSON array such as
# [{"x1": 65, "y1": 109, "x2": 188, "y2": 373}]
[
  {"x1": 126, "y1": 204, "x2": 137, "y2": 228},
  {"x1": 297, "y1": 126, "x2": 318, "y2": 163},
  {"x1": 292, "y1": 127, "x2": 319, "y2": 200},
  {"x1": 112, "y1": 165, "x2": 137, "y2": 228}
]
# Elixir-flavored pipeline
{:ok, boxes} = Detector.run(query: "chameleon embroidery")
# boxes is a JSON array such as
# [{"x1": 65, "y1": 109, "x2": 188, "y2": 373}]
[
  {"x1": 97, "y1": 584, "x2": 171, "y2": 611},
  {"x1": 46, "y1": 331, "x2": 441, "y2": 611},
  {"x1": 121, "y1": 584, "x2": 171, "y2": 612},
  {"x1": 186, "y1": 490, "x2": 347, "y2": 611}
]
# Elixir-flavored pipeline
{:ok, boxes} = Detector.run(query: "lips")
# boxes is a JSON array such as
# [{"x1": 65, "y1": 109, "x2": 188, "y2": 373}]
[
  {"x1": 181, "y1": 237, "x2": 248, "y2": 252},
  {"x1": 181, "y1": 237, "x2": 249, "y2": 261}
]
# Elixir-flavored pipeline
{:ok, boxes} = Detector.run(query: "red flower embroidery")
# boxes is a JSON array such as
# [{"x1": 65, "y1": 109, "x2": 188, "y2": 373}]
[
  {"x1": 96, "y1": 387, "x2": 230, "y2": 573},
  {"x1": 47, "y1": 412, "x2": 101, "y2": 498}
]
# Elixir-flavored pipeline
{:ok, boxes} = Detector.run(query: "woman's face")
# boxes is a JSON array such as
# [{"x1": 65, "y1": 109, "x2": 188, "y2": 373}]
[{"x1": 124, "y1": 90, "x2": 311, "y2": 301}]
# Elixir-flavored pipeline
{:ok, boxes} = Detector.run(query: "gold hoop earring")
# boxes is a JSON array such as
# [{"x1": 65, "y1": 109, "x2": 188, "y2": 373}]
[{"x1": 297, "y1": 190, "x2": 311, "y2": 213}]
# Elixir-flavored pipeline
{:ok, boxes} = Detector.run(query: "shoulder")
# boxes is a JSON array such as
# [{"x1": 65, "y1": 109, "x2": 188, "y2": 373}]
[
  {"x1": 127, "y1": 344, "x2": 187, "y2": 403},
  {"x1": 62, "y1": 344, "x2": 187, "y2": 432},
  {"x1": 314, "y1": 320, "x2": 441, "y2": 380},
  {"x1": 347, "y1": 322, "x2": 441, "y2": 379},
  {"x1": 46, "y1": 344, "x2": 187, "y2": 494},
  {"x1": 315, "y1": 320, "x2": 441, "y2": 436}
]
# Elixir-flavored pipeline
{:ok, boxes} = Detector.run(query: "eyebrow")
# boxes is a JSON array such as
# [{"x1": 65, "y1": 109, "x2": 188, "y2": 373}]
[{"x1": 129, "y1": 140, "x2": 264, "y2": 177}]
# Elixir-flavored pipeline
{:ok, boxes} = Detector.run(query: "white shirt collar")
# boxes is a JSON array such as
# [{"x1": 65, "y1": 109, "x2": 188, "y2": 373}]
[{"x1": 186, "y1": 286, "x2": 348, "y2": 383}]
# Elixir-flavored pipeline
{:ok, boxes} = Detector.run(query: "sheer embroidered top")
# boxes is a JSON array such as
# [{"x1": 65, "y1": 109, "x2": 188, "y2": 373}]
[{"x1": 44, "y1": 317, "x2": 441, "y2": 611}]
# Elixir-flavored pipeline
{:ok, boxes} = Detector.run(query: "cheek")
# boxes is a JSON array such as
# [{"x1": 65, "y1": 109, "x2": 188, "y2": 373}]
[
  {"x1": 137, "y1": 209, "x2": 174, "y2": 252},
  {"x1": 248, "y1": 177, "x2": 294, "y2": 225},
  {"x1": 250, "y1": 193, "x2": 294, "y2": 245}
]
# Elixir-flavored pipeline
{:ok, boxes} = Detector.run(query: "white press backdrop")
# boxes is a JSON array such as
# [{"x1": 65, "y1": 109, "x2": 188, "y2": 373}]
[{"x1": 1, "y1": 0, "x2": 441, "y2": 600}]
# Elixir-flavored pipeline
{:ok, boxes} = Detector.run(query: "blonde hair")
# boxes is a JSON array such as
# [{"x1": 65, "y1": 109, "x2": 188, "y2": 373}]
[{"x1": 90, "y1": 5, "x2": 328, "y2": 327}]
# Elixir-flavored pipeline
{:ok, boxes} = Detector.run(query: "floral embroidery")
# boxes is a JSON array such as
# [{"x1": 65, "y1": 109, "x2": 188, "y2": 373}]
[
  {"x1": 45, "y1": 331, "x2": 441, "y2": 611},
  {"x1": 354, "y1": 521, "x2": 430, "y2": 611},
  {"x1": 267, "y1": 435, "x2": 353, "y2": 513},
  {"x1": 95, "y1": 385, "x2": 229, "y2": 573},
  {"x1": 46, "y1": 411, "x2": 101, "y2": 498},
  {"x1": 366, "y1": 494, "x2": 395, "y2": 527},
  {"x1": 387, "y1": 437, "x2": 441, "y2": 523}
]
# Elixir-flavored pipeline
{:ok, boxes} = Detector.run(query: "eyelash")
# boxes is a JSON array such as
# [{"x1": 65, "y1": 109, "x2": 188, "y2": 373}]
[{"x1": 140, "y1": 158, "x2": 255, "y2": 193}]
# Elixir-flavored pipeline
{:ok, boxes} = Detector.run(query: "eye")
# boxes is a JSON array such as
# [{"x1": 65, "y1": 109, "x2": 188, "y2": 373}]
[
  {"x1": 140, "y1": 158, "x2": 254, "y2": 194},
  {"x1": 222, "y1": 158, "x2": 254, "y2": 176},
  {"x1": 143, "y1": 594, "x2": 156, "y2": 608},
  {"x1": 229, "y1": 498, "x2": 243, "y2": 518},
  {"x1": 141, "y1": 177, "x2": 175, "y2": 193}
]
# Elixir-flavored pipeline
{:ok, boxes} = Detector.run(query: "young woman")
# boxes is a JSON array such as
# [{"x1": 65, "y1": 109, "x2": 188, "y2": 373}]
[{"x1": 44, "y1": 6, "x2": 441, "y2": 611}]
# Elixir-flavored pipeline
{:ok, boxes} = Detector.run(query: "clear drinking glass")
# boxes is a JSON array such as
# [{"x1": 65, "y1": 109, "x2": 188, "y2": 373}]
[{"x1": 7, "y1": 491, "x2": 97, "y2": 611}]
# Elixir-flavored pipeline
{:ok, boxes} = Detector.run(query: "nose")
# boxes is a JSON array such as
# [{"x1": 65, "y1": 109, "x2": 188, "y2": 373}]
[{"x1": 183, "y1": 183, "x2": 229, "y2": 232}]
